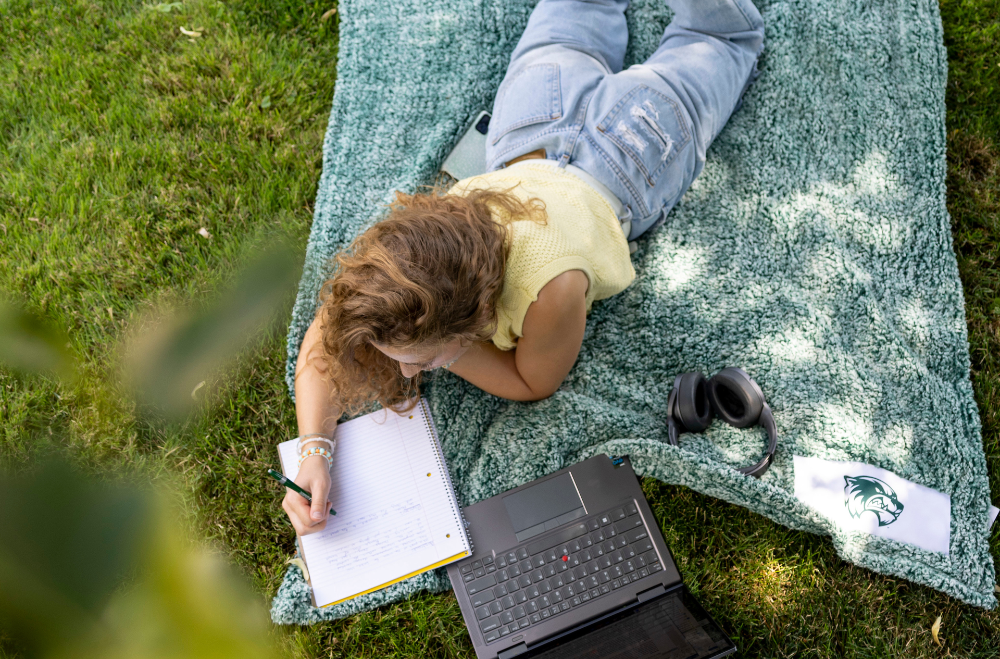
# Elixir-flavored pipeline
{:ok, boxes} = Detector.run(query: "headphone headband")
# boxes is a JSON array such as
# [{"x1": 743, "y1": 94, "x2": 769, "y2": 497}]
[{"x1": 666, "y1": 368, "x2": 777, "y2": 479}]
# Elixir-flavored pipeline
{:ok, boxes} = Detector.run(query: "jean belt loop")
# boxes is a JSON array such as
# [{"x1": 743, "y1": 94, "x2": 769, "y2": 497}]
[{"x1": 558, "y1": 153, "x2": 570, "y2": 168}]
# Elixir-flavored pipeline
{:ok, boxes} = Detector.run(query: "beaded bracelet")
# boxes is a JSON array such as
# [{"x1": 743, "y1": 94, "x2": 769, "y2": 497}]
[
  {"x1": 300, "y1": 437, "x2": 336, "y2": 456},
  {"x1": 298, "y1": 446, "x2": 333, "y2": 469},
  {"x1": 296, "y1": 433, "x2": 336, "y2": 456}
]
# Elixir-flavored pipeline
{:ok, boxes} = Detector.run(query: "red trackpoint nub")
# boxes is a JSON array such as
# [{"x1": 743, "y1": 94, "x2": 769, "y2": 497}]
[{"x1": 561, "y1": 555, "x2": 568, "y2": 562}]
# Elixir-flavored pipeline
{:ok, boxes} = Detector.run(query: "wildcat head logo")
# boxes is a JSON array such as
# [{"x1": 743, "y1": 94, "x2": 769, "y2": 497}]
[{"x1": 844, "y1": 475, "x2": 904, "y2": 526}]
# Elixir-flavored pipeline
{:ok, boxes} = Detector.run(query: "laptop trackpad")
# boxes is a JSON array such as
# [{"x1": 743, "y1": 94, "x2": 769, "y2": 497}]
[
  {"x1": 521, "y1": 588, "x2": 735, "y2": 659},
  {"x1": 503, "y1": 472, "x2": 587, "y2": 542}
]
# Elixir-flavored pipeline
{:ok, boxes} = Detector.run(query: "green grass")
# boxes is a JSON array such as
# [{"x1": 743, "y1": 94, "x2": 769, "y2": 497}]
[{"x1": 1, "y1": 0, "x2": 999, "y2": 656}]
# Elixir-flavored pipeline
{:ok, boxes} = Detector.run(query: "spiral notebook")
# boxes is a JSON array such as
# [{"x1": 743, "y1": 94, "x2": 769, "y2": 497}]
[{"x1": 277, "y1": 399, "x2": 471, "y2": 608}]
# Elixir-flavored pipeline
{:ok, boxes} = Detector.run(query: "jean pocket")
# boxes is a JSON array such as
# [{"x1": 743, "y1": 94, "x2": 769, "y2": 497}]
[
  {"x1": 490, "y1": 63, "x2": 563, "y2": 145},
  {"x1": 596, "y1": 85, "x2": 691, "y2": 186}
]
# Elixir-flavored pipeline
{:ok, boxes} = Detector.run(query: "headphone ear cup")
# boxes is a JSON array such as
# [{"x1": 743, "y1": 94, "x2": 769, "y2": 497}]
[
  {"x1": 674, "y1": 372, "x2": 712, "y2": 432},
  {"x1": 707, "y1": 367, "x2": 763, "y2": 428}
]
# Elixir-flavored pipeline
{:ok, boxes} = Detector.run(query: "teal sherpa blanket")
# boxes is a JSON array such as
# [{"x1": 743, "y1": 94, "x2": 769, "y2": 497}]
[{"x1": 273, "y1": 0, "x2": 997, "y2": 621}]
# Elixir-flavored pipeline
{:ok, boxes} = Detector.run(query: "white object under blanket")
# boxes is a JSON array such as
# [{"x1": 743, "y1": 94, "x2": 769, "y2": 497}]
[{"x1": 794, "y1": 455, "x2": 953, "y2": 555}]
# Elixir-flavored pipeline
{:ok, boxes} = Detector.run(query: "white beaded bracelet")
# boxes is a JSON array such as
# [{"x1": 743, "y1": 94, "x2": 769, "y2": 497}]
[
  {"x1": 302, "y1": 437, "x2": 336, "y2": 455},
  {"x1": 298, "y1": 446, "x2": 333, "y2": 469},
  {"x1": 296, "y1": 433, "x2": 336, "y2": 456}
]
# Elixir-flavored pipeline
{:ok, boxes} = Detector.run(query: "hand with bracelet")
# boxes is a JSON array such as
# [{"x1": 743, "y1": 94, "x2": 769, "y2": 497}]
[{"x1": 281, "y1": 431, "x2": 336, "y2": 535}]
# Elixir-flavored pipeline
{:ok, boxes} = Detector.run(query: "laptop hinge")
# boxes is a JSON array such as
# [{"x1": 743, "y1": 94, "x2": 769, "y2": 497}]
[
  {"x1": 636, "y1": 584, "x2": 665, "y2": 603},
  {"x1": 498, "y1": 643, "x2": 528, "y2": 659}
]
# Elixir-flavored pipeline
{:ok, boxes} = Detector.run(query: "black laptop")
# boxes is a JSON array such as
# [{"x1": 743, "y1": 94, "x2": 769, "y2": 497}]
[{"x1": 447, "y1": 455, "x2": 736, "y2": 659}]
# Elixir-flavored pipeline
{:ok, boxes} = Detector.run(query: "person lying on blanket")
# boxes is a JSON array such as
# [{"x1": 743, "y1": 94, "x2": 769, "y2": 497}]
[{"x1": 284, "y1": 0, "x2": 765, "y2": 535}]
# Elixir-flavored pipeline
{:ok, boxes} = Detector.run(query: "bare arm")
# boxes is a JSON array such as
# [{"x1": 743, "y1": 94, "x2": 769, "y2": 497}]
[
  {"x1": 294, "y1": 318, "x2": 341, "y2": 438},
  {"x1": 283, "y1": 317, "x2": 342, "y2": 535},
  {"x1": 446, "y1": 270, "x2": 589, "y2": 401}
]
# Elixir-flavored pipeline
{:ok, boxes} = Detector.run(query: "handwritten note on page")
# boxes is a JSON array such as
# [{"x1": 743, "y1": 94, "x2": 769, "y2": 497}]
[{"x1": 278, "y1": 399, "x2": 469, "y2": 607}]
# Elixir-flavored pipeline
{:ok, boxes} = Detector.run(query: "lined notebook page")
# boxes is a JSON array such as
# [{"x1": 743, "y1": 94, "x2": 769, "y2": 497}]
[{"x1": 278, "y1": 399, "x2": 469, "y2": 607}]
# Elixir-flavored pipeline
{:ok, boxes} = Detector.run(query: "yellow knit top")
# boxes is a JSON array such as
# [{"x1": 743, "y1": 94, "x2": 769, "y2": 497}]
[{"x1": 448, "y1": 162, "x2": 636, "y2": 351}]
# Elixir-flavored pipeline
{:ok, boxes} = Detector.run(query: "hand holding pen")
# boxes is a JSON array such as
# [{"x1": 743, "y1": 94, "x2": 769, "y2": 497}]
[{"x1": 271, "y1": 462, "x2": 336, "y2": 536}]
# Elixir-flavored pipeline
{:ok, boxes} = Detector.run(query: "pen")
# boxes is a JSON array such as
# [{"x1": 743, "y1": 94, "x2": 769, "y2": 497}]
[{"x1": 267, "y1": 469, "x2": 337, "y2": 516}]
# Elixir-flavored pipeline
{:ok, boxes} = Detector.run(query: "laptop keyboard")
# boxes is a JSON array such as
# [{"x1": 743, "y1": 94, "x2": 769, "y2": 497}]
[{"x1": 458, "y1": 502, "x2": 664, "y2": 644}]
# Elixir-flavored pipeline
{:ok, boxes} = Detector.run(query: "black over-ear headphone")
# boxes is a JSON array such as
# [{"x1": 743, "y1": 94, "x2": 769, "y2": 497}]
[{"x1": 666, "y1": 367, "x2": 777, "y2": 478}]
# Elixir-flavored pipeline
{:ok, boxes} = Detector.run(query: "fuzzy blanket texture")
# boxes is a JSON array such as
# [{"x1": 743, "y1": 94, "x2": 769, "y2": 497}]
[{"x1": 273, "y1": 0, "x2": 997, "y2": 622}]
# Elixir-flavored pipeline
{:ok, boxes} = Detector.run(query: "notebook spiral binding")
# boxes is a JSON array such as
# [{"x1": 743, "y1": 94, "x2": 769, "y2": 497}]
[{"x1": 419, "y1": 398, "x2": 474, "y2": 556}]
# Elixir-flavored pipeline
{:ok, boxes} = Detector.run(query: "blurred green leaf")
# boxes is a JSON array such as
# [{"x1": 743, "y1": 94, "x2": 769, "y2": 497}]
[
  {"x1": 83, "y1": 522, "x2": 280, "y2": 659},
  {"x1": 128, "y1": 243, "x2": 300, "y2": 422},
  {"x1": 0, "y1": 457, "x2": 281, "y2": 659},
  {"x1": 0, "y1": 301, "x2": 75, "y2": 380},
  {"x1": 0, "y1": 459, "x2": 151, "y2": 654}
]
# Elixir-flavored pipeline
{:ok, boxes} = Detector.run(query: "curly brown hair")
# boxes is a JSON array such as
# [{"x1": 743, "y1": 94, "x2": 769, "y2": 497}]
[{"x1": 314, "y1": 186, "x2": 545, "y2": 414}]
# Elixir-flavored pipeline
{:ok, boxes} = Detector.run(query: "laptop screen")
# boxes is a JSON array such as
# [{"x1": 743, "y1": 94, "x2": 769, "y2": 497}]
[{"x1": 519, "y1": 586, "x2": 735, "y2": 659}]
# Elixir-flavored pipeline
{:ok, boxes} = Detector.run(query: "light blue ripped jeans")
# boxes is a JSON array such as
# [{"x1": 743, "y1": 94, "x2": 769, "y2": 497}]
[{"x1": 485, "y1": 0, "x2": 765, "y2": 240}]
